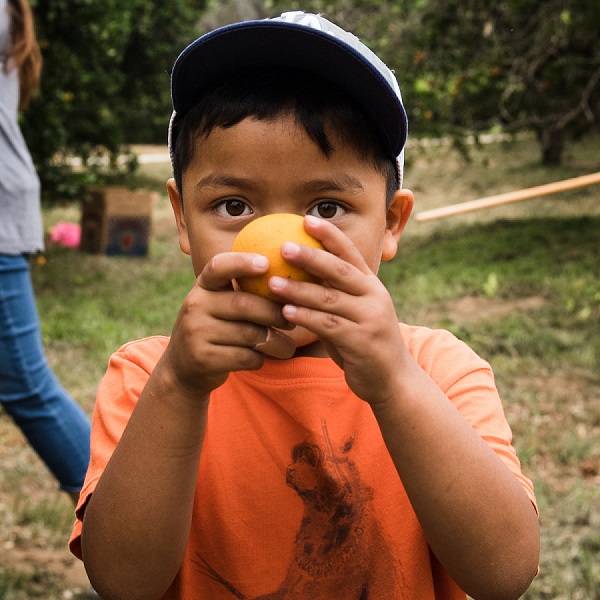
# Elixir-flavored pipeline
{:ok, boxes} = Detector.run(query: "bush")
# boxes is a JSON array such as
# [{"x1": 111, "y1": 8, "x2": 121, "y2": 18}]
[{"x1": 22, "y1": 0, "x2": 206, "y2": 204}]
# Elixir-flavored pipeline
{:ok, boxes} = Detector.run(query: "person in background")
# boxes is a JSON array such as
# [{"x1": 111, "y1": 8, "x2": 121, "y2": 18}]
[{"x1": 0, "y1": 0, "x2": 91, "y2": 503}]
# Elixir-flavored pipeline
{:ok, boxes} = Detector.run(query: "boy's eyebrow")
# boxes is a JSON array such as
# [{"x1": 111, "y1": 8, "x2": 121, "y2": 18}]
[
  {"x1": 299, "y1": 174, "x2": 365, "y2": 194},
  {"x1": 194, "y1": 173, "x2": 365, "y2": 193},
  {"x1": 195, "y1": 174, "x2": 259, "y2": 191}
]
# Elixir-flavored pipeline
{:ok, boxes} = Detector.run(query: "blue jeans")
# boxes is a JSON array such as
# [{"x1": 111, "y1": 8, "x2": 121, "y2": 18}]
[{"x1": 0, "y1": 254, "x2": 91, "y2": 492}]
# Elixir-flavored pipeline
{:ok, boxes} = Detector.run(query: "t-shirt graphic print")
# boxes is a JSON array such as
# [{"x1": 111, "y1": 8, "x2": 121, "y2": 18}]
[{"x1": 192, "y1": 419, "x2": 405, "y2": 598}]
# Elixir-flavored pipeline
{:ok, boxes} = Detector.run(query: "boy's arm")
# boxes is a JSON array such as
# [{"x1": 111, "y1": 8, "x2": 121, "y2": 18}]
[
  {"x1": 274, "y1": 216, "x2": 540, "y2": 600},
  {"x1": 81, "y1": 253, "x2": 293, "y2": 600},
  {"x1": 371, "y1": 359, "x2": 539, "y2": 600},
  {"x1": 81, "y1": 356, "x2": 209, "y2": 600}
]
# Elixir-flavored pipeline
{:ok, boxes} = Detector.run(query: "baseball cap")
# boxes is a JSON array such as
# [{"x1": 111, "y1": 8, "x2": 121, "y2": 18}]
[{"x1": 169, "y1": 11, "x2": 408, "y2": 186}]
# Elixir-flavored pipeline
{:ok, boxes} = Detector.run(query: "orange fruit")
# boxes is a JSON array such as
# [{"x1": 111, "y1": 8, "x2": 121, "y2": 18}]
[{"x1": 231, "y1": 213, "x2": 324, "y2": 303}]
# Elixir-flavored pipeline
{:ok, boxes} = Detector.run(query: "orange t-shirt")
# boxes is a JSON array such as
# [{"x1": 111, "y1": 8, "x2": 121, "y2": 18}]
[{"x1": 69, "y1": 324, "x2": 536, "y2": 599}]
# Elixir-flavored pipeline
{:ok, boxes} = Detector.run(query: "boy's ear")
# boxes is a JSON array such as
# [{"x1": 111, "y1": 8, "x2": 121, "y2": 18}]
[
  {"x1": 167, "y1": 178, "x2": 191, "y2": 256},
  {"x1": 382, "y1": 188, "x2": 414, "y2": 261}
]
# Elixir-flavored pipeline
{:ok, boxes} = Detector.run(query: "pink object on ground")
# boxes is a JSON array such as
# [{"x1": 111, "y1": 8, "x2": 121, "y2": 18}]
[{"x1": 50, "y1": 222, "x2": 81, "y2": 248}]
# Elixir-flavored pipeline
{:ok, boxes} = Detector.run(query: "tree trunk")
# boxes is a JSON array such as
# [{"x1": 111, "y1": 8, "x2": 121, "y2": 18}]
[{"x1": 537, "y1": 125, "x2": 565, "y2": 165}]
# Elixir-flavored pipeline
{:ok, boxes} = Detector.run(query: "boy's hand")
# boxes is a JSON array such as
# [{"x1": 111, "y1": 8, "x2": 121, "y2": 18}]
[
  {"x1": 270, "y1": 215, "x2": 408, "y2": 408},
  {"x1": 162, "y1": 252, "x2": 295, "y2": 400}
]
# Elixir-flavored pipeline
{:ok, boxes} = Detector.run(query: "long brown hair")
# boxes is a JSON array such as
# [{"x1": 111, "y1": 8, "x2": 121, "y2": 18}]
[{"x1": 5, "y1": 0, "x2": 42, "y2": 110}]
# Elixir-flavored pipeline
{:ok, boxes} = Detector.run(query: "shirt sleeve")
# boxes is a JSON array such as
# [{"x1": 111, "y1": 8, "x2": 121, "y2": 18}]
[
  {"x1": 401, "y1": 324, "x2": 537, "y2": 512},
  {"x1": 68, "y1": 336, "x2": 167, "y2": 559}
]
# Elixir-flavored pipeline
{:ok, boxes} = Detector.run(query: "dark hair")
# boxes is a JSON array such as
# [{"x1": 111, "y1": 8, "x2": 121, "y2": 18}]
[
  {"x1": 171, "y1": 67, "x2": 398, "y2": 206},
  {"x1": 5, "y1": 0, "x2": 42, "y2": 110}
]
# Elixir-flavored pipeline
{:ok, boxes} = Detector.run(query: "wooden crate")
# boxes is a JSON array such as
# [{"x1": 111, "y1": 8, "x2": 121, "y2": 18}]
[{"x1": 80, "y1": 187, "x2": 159, "y2": 256}]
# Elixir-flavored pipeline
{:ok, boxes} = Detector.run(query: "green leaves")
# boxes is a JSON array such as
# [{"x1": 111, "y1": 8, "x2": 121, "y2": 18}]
[
  {"x1": 263, "y1": 0, "x2": 600, "y2": 164},
  {"x1": 22, "y1": 0, "x2": 207, "y2": 203}
]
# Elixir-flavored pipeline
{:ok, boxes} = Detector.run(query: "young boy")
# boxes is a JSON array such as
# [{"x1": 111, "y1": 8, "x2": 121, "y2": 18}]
[{"x1": 69, "y1": 11, "x2": 539, "y2": 600}]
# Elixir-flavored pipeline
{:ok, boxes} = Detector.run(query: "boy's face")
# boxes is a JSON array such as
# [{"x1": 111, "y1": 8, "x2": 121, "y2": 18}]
[{"x1": 167, "y1": 114, "x2": 413, "y2": 353}]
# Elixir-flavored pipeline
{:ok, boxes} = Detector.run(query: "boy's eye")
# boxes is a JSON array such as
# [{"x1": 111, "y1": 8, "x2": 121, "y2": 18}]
[
  {"x1": 308, "y1": 202, "x2": 346, "y2": 219},
  {"x1": 215, "y1": 199, "x2": 252, "y2": 217}
]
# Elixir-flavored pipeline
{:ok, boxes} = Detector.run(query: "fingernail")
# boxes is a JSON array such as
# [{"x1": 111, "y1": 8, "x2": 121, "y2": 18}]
[
  {"x1": 270, "y1": 276, "x2": 288, "y2": 291},
  {"x1": 252, "y1": 255, "x2": 269, "y2": 269},
  {"x1": 281, "y1": 241, "x2": 300, "y2": 257},
  {"x1": 283, "y1": 304, "x2": 297, "y2": 318},
  {"x1": 253, "y1": 327, "x2": 296, "y2": 359}
]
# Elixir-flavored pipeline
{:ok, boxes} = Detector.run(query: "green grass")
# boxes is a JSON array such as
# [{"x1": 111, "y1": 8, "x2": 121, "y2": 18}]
[
  {"x1": 382, "y1": 217, "x2": 600, "y2": 369},
  {"x1": 0, "y1": 568, "x2": 61, "y2": 599},
  {"x1": 1, "y1": 134, "x2": 600, "y2": 598}
]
